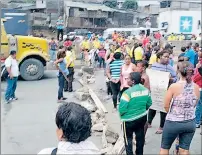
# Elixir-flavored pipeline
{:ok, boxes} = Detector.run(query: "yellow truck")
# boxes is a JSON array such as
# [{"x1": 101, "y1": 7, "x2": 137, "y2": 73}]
[{"x1": 1, "y1": 19, "x2": 50, "y2": 81}]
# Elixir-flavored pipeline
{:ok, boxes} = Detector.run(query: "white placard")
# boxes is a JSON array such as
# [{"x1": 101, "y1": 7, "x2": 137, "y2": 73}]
[{"x1": 146, "y1": 69, "x2": 170, "y2": 112}]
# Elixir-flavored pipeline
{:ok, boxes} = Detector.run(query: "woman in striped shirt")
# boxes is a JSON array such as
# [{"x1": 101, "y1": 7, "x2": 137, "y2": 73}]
[{"x1": 106, "y1": 52, "x2": 124, "y2": 111}]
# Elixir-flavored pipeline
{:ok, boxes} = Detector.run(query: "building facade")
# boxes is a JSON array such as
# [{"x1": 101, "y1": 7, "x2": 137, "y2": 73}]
[
  {"x1": 64, "y1": 1, "x2": 134, "y2": 31},
  {"x1": 159, "y1": 0, "x2": 201, "y2": 34}
]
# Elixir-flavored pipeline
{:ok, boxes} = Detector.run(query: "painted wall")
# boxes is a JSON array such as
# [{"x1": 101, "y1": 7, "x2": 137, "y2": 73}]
[{"x1": 158, "y1": 10, "x2": 201, "y2": 34}]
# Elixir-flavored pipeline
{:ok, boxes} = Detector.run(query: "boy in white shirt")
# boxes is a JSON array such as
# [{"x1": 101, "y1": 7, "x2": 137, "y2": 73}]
[{"x1": 4, "y1": 50, "x2": 19, "y2": 104}]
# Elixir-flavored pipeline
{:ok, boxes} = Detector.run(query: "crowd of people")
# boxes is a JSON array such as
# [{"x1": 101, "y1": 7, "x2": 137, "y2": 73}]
[
  {"x1": 47, "y1": 28, "x2": 202, "y2": 155},
  {"x1": 4, "y1": 25, "x2": 201, "y2": 154}
]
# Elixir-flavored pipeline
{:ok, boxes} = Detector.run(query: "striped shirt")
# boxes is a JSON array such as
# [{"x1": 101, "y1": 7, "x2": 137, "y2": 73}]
[{"x1": 109, "y1": 60, "x2": 124, "y2": 79}]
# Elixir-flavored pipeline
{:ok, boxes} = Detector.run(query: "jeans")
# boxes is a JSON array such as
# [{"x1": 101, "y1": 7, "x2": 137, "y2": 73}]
[
  {"x1": 5, "y1": 77, "x2": 18, "y2": 101},
  {"x1": 57, "y1": 29, "x2": 63, "y2": 41},
  {"x1": 195, "y1": 89, "x2": 202, "y2": 125},
  {"x1": 98, "y1": 57, "x2": 106, "y2": 68},
  {"x1": 58, "y1": 73, "x2": 65, "y2": 100},
  {"x1": 148, "y1": 109, "x2": 167, "y2": 128},
  {"x1": 123, "y1": 115, "x2": 147, "y2": 155},
  {"x1": 110, "y1": 81, "x2": 121, "y2": 109},
  {"x1": 49, "y1": 50, "x2": 56, "y2": 61},
  {"x1": 64, "y1": 67, "x2": 74, "y2": 91}
]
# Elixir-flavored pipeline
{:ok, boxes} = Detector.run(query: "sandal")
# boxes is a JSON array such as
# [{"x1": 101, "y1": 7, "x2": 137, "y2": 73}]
[
  {"x1": 148, "y1": 124, "x2": 152, "y2": 128},
  {"x1": 155, "y1": 128, "x2": 163, "y2": 134}
]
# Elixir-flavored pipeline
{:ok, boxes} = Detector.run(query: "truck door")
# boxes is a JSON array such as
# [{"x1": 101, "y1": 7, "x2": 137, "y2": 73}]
[
  {"x1": 8, "y1": 35, "x2": 17, "y2": 53},
  {"x1": 1, "y1": 20, "x2": 9, "y2": 60}
]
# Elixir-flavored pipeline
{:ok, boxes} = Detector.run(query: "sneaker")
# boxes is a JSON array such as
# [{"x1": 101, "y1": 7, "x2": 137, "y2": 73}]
[
  {"x1": 148, "y1": 124, "x2": 152, "y2": 128},
  {"x1": 196, "y1": 124, "x2": 200, "y2": 128},
  {"x1": 62, "y1": 98, "x2": 67, "y2": 100},
  {"x1": 11, "y1": 97, "x2": 18, "y2": 101},
  {"x1": 112, "y1": 108, "x2": 117, "y2": 113},
  {"x1": 155, "y1": 128, "x2": 163, "y2": 134}
]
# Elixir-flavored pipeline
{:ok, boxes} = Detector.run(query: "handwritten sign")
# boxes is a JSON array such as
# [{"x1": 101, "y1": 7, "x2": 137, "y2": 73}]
[{"x1": 146, "y1": 69, "x2": 170, "y2": 112}]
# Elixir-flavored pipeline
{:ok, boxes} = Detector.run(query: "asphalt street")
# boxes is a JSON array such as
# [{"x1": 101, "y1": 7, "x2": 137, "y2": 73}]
[
  {"x1": 1, "y1": 69, "x2": 201, "y2": 154},
  {"x1": 1, "y1": 70, "x2": 102, "y2": 154}
]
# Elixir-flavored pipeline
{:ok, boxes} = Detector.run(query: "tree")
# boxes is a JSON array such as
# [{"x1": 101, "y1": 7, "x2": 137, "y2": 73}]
[
  {"x1": 103, "y1": 0, "x2": 117, "y2": 8},
  {"x1": 122, "y1": 0, "x2": 138, "y2": 10}
]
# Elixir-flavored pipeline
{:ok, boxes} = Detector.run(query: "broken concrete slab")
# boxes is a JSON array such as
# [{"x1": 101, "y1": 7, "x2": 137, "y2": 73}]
[
  {"x1": 91, "y1": 113, "x2": 99, "y2": 125},
  {"x1": 95, "y1": 110, "x2": 105, "y2": 119},
  {"x1": 80, "y1": 101, "x2": 97, "y2": 112},
  {"x1": 105, "y1": 126, "x2": 119, "y2": 143},
  {"x1": 100, "y1": 144, "x2": 113, "y2": 155},
  {"x1": 111, "y1": 136, "x2": 125, "y2": 154},
  {"x1": 92, "y1": 123, "x2": 104, "y2": 132},
  {"x1": 77, "y1": 69, "x2": 83, "y2": 77},
  {"x1": 95, "y1": 118, "x2": 107, "y2": 125},
  {"x1": 78, "y1": 79, "x2": 108, "y2": 113},
  {"x1": 106, "y1": 136, "x2": 118, "y2": 144},
  {"x1": 76, "y1": 87, "x2": 89, "y2": 93},
  {"x1": 92, "y1": 132, "x2": 103, "y2": 137},
  {"x1": 74, "y1": 92, "x2": 89, "y2": 101},
  {"x1": 81, "y1": 66, "x2": 94, "y2": 75},
  {"x1": 102, "y1": 125, "x2": 108, "y2": 149}
]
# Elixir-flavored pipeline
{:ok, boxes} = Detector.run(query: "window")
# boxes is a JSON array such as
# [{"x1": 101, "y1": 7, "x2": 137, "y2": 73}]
[
  {"x1": 79, "y1": 8, "x2": 84, "y2": 11},
  {"x1": 160, "y1": 1, "x2": 171, "y2": 8}
]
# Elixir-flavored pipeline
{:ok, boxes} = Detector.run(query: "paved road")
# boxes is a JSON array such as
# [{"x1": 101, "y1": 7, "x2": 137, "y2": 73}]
[
  {"x1": 1, "y1": 69, "x2": 201, "y2": 154},
  {"x1": 1, "y1": 70, "x2": 102, "y2": 154}
]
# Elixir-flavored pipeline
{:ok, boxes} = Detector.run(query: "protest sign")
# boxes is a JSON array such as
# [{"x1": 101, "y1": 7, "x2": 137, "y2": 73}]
[{"x1": 146, "y1": 69, "x2": 170, "y2": 112}]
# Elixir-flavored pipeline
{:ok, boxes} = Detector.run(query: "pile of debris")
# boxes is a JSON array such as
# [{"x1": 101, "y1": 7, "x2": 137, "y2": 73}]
[
  {"x1": 74, "y1": 85, "x2": 125, "y2": 154},
  {"x1": 78, "y1": 66, "x2": 95, "y2": 84}
]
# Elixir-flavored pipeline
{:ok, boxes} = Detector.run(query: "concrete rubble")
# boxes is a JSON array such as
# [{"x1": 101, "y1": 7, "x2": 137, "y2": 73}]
[
  {"x1": 75, "y1": 70, "x2": 126, "y2": 154},
  {"x1": 92, "y1": 123, "x2": 104, "y2": 132},
  {"x1": 80, "y1": 66, "x2": 96, "y2": 84}
]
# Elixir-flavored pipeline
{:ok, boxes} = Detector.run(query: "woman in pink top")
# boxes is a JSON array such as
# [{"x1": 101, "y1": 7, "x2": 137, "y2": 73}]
[
  {"x1": 98, "y1": 45, "x2": 106, "y2": 68},
  {"x1": 120, "y1": 55, "x2": 136, "y2": 97}
]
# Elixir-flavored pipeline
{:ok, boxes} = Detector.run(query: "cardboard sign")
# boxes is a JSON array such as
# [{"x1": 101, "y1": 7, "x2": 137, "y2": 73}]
[{"x1": 146, "y1": 69, "x2": 170, "y2": 112}]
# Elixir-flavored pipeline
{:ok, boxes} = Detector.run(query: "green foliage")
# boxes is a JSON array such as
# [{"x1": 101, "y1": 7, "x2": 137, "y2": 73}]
[
  {"x1": 122, "y1": 0, "x2": 138, "y2": 10},
  {"x1": 103, "y1": 0, "x2": 117, "y2": 8}
]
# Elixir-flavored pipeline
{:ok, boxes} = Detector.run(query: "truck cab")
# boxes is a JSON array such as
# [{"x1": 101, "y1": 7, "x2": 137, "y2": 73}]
[{"x1": 1, "y1": 19, "x2": 50, "y2": 81}]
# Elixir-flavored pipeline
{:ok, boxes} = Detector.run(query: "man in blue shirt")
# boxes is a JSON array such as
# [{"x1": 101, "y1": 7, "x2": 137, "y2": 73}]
[
  {"x1": 184, "y1": 42, "x2": 196, "y2": 66},
  {"x1": 56, "y1": 16, "x2": 64, "y2": 41}
]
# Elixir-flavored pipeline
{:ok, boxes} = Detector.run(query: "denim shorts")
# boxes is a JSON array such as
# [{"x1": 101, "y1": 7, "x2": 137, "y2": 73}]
[{"x1": 161, "y1": 119, "x2": 196, "y2": 150}]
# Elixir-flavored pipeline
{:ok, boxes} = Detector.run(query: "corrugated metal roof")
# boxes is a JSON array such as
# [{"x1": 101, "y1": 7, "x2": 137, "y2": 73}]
[{"x1": 64, "y1": 1, "x2": 127, "y2": 13}]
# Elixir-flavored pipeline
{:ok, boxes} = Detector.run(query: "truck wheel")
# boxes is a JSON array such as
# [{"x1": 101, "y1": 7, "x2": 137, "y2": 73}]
[{"x1": 20, "y1": 58, "x2": 44, "y2": 81}]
